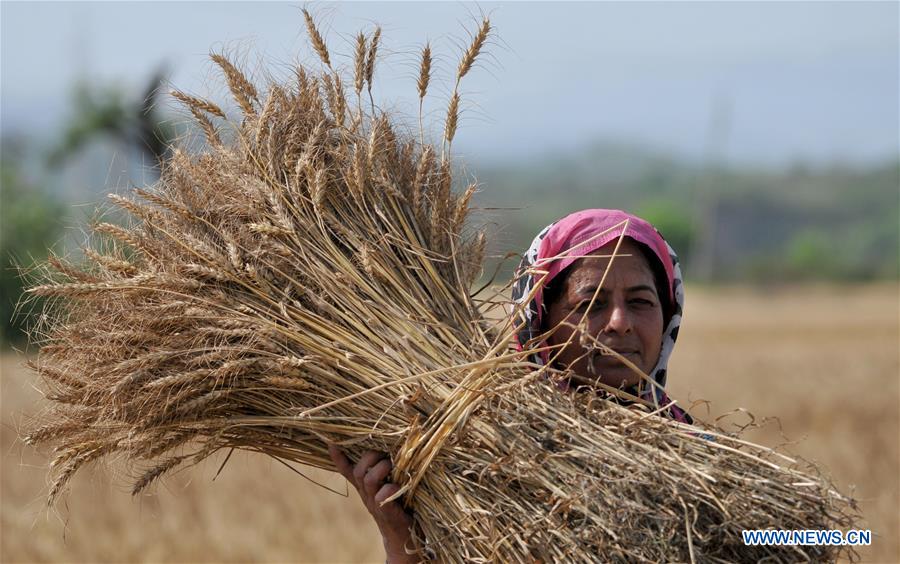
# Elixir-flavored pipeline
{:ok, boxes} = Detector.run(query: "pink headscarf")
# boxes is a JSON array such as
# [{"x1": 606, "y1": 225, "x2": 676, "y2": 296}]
[{"x1": 510, "y1": 209, "x2": 690, "y2": 423}]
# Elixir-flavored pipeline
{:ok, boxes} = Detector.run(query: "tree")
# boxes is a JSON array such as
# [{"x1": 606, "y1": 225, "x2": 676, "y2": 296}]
[
  {"x1": 47, "y1": 66, "x2": 177, "y2": 171},
  {"x1": 1, "y1": 141, "x2": 64, "y2": 346}
]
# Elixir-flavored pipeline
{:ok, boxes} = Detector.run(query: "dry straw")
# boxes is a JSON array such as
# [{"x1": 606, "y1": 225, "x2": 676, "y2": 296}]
[{"x1": 25, "y1": 13, "x2": 858, "y2": 563}]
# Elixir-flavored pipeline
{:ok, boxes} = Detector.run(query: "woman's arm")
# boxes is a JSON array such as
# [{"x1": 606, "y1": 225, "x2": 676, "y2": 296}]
[{"x1": 328, "y1": 445, "x2": 418, "y2": 564}]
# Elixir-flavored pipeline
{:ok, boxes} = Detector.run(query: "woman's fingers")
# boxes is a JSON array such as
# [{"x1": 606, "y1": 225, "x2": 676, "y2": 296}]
[
  {"x1": 328, "y1": 447, "x2": 414, "y2": 557},
  {"x1": 328, "y1": 446, "x2": 388, "y2": 500},
  {"x1": 327, "y1": 444, "x2": 354, "y2": 482},
  {"x1": 329, "y1": 448, "x2": 406, "y2": 520},
  {"x1": 363, "y1": 458, "x2": 393, "y2": 497},
  {"x1": 374, "y1": 482, "x2": 401, "y2": 505},
  {"x1": 353, "y1": 450, "x2": 384, "y2": 488},
  {"x1": 375, "y1": 484, "x2": 414, "y2": 528}
]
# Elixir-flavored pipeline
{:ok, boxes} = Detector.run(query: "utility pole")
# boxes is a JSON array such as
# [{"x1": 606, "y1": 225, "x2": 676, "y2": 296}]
[{"x1": 690, "y1": 90, "x2": 732, "y2": 282}]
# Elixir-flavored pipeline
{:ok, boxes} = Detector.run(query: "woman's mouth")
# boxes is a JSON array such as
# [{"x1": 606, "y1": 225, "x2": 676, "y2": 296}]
[{"x1": 592, "y1": 349, "x2": 639, "y2": 362}]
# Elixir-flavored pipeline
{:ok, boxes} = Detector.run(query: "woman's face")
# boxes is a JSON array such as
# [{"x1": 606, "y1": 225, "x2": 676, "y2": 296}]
[{"x1": 544, "y1": 238, "x2": 665, "y2": 390}]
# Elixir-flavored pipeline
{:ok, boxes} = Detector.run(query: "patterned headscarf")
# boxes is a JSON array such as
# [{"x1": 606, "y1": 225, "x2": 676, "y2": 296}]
[{"x1": 510, "y1": 209, "x2": 691, "y2": 423}]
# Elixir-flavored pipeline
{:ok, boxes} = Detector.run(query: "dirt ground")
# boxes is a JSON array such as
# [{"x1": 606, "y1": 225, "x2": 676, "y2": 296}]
[{"x1": 2, "y1": 284, "x2": 897, "y2": 563}]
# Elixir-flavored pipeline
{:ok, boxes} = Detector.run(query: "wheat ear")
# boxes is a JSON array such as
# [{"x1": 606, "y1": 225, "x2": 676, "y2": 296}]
[
  {"x1": 365, "y1": 26, "x2": 381, "y2": 115},
  {"x1": 443, "y1": 18, "x2": 491, "y2": 160},
  {"x1": 209, "y1": 54, "x2": 259, "y2": 119},
  {"x1": 302, "y1": 9, "x2": 332, "y2": 69},
  {"x1": 417, "y1": 43, "x2": 432, "y2": 147}
]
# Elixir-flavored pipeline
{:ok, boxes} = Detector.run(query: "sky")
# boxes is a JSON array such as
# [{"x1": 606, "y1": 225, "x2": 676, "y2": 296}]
[{"x1": 2, "y1": 1, "x2": 898, "y2": 167}]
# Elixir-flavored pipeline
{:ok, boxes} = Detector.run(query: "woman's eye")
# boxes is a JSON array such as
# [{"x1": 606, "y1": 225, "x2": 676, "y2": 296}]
[
  {"x1": 576, "y1": 301, "x2": 606, "y2": 313},
  {"x1": 630, "y1": 298, "x2": 655, "y2": 307}
]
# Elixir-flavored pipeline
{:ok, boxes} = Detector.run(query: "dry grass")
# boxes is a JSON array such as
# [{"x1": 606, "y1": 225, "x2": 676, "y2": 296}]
[{"x1": 4, "y1": 284, "x2": 895, "y2": 563}]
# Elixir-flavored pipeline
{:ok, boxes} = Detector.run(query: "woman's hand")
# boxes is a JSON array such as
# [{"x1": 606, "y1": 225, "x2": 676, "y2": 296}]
[{"x1": 328, "y1": 445, "x2": 417, "y2": 564}]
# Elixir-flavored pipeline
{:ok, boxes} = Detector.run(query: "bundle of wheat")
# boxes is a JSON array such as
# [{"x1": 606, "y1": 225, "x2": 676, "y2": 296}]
[{"x1": 24, "y1": 13, "x2": 858, "y2": 562}]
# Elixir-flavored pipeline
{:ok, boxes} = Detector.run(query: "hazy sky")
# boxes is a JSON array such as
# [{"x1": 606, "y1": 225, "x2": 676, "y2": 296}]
[{"x1": 2, "y1": 1, "x2": 898, "y2": 166}]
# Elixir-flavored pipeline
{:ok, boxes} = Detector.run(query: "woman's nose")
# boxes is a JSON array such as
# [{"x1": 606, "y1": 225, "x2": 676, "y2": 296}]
[{"x1": 602, "y1": 301, "x2": 633, "y2": 335}]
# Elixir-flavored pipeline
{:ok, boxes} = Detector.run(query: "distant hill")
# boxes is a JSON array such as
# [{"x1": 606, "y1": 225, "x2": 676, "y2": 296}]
[{"x1": 468, "y1": 141, "x2": 899, "y2": 283}]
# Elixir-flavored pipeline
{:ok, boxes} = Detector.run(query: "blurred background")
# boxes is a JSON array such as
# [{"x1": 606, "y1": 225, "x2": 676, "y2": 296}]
[{"x1": 2, "y1": 2, "x2": 897, "y2": 562}]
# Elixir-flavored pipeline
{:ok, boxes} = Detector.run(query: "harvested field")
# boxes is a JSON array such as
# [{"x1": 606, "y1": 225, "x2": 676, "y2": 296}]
[{"x1": 2, "y1": 284, "x2": 897, "y2": 562}]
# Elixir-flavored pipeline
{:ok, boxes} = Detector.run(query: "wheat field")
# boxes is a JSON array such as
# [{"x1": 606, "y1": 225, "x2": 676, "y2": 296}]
[{"x1": 2, "y1": 284, "x2": 897, "y2": 563}]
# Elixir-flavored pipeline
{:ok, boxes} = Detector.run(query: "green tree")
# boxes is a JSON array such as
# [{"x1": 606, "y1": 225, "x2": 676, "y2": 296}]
[
  {"x1": 784, "y1": 230, "x2": 837, "y2": 280},
  {"x1": 48, "y1": 66, "x2": 177, "y2": 169},
  {"x1": 633, "y1": 199, "x2": 695, "y2": 267},
  {"x1": 1, "y1": 142, "x2": 65, "y2": 346}
]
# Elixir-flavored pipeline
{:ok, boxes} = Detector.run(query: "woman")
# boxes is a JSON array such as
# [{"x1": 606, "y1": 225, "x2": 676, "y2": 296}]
[{"x1": 328, "y1": 208, "x2": 692, "y2": 563}]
